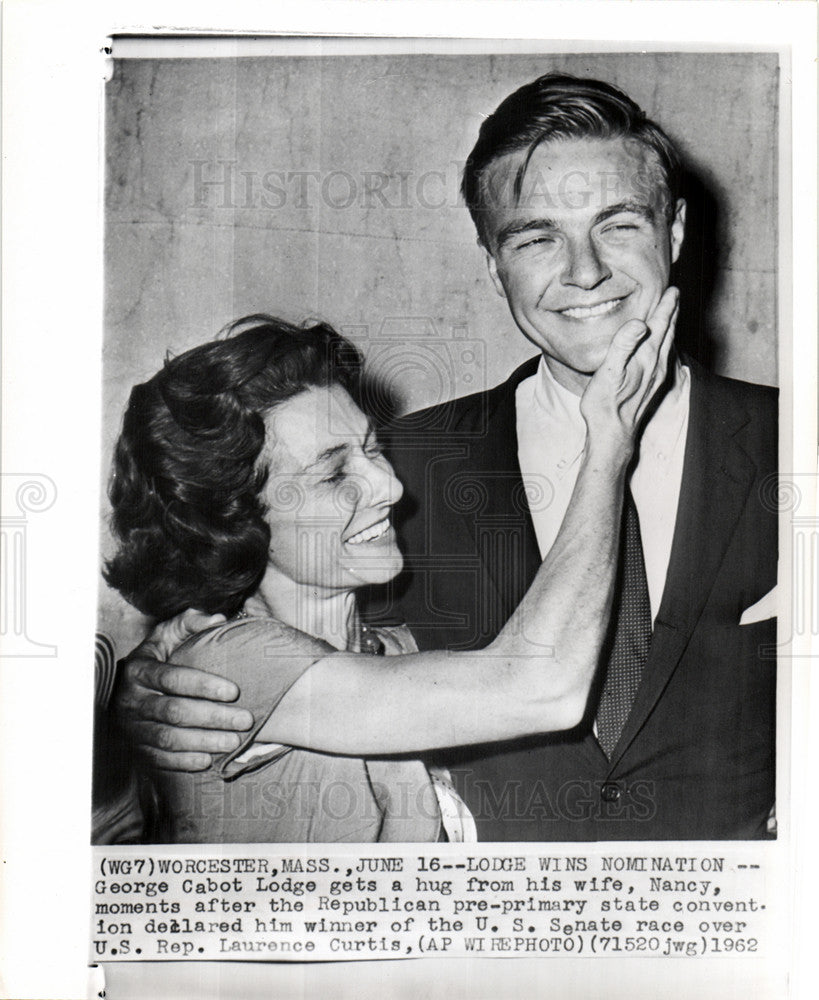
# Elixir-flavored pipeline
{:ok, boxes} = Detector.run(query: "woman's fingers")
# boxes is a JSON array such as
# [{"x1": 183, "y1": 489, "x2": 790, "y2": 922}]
[
  {"x1": 646, "y1": 286, "x2": 680, "y2": 343},
  {"x1": 580, "y1": 286, "x2": 680, "y2": 446},
  {"x1": 601, "y1": 318, "x2": 650, "y2": 381},
  {"x1": 631, "y1": 288, "x2": 679, "y2": 417},
  {"x1": 613, "y1": 287, "x2": 679, "y2": 407}
]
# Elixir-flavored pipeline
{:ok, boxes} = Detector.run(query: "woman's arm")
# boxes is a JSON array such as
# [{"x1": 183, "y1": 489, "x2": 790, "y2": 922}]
[
  {"x1": 272, "y1": 443, "x2": 626, "y2": 752},
  {"x1": 257, "y1": 290, "x2": 678, "y2": 753},
  {"x1": 118, "y1": 288, "x2": 677, "y2": 763}
]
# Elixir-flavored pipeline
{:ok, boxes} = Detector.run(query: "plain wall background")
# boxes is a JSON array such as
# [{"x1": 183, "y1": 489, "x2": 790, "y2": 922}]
[{"x1": 101, "y1": 51, "x2": 779, "y2": 647}]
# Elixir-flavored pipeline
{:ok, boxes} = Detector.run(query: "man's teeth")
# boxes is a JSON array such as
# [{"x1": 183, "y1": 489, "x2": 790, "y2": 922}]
[
  {"x1": 346, "y1": 518, "x2": 390, "y2": 545},
  {"x1": 560, "y1": 298, "x2": 622, "y2": 319}
]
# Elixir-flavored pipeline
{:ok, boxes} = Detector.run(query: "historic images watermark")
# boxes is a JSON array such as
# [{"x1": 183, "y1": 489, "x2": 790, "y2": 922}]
[
  {"x1": 758, "y1": 472, "x2": 818, "y2": 657},
  {"x1": 190, "y1": 161, "x2": 467, "y2": 214},
  {"x1": 179, "y1": 775, "x2": 656, "y2": 828},
  {"x1": 337, "y1": 317, "x2": 486, "y2": 426},
  {"x1": 0, "y1": 473, "x2": 57, "y2": 656},
  {"x1": 188, "y1": 160, "x2": 667, "y2": 217}
]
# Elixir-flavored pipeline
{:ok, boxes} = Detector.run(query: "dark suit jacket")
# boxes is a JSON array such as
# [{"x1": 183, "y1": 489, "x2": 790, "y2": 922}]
[{"x1": 369, "y1": 356, "x2": 777, "y2": 840}]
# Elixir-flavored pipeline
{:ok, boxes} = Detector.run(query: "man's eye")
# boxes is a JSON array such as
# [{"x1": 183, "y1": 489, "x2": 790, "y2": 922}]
[
  {"x1": 364, "y1": 441, "x2": 383, "y2": 458},
  {"x1": 604, "y1": 222, "x2": 640, "y2": 235},
  {"x1": 517, "y1": 235, "x2": 556, "y2": 250}
]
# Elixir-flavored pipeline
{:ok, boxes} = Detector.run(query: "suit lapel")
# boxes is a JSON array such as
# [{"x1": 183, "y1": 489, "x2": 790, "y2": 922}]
[
  {"x1": 439, "y1": 357, "x2": 757, "y2": 771},
  {"x1": 608, "y1": 362, "x2": 757, "y2": 768},
  {"x1": 450, "y1": 356, "x2": 606, "y2": 767},
  {"x1": 456, "y1": 358, "x2": 543, "y2": 626}
]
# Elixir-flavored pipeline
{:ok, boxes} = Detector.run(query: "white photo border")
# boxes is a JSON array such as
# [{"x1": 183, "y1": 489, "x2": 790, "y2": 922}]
[{"x1": 1, "y1": 3, "x2": 816, "y2": 1000}]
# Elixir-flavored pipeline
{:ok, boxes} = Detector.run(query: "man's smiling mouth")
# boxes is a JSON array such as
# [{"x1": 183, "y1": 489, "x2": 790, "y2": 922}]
[{"x1": 557, "y1": 296, "x2": 628, "y2": 320}]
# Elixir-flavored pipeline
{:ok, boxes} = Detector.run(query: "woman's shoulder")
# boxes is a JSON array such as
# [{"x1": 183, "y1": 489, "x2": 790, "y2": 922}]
[{"x1": 174, "y1": 616, "x2": 335, "y2": 679}]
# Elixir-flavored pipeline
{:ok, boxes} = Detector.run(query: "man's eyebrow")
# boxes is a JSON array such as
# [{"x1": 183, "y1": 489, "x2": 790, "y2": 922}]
[
  {"x1": 494, "y1": 199, "x2": 656, "y2": 251},
  {"x1": 595, "y1": 200, "x2": 656, "y2": 224},
  {"x1": 495, "y1": 217, "x2": 559, "y2": 250}
]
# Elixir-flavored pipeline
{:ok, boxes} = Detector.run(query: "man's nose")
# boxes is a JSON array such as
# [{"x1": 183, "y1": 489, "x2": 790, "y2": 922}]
[{"x1": 561, "y1": 235, "x2": 611, "y2": 289}]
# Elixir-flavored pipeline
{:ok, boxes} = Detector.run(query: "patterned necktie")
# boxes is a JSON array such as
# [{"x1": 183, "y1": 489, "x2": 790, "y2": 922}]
[{"x1": 595, "y1": 488, "x2": 652, "y2": 759}]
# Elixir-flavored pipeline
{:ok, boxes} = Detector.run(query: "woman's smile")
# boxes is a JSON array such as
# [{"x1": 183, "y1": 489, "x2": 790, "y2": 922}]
[
  {"x1": 262, "y1": 384, "x2": 404, "y2": 592},
  {"x1": 344, "y1": 516, "x2": 393, "y2": 546}
]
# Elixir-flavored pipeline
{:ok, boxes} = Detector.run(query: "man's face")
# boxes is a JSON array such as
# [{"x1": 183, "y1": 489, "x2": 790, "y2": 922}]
[{"x1": 482, "y1": 136, "x2": 686, "y2": 394}]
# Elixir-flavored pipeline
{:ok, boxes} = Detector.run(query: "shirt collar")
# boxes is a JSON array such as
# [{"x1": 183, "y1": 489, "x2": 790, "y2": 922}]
[
  {"x1": 531, "y1": 355, "x2": 583, "y2": 427},
  {"x1": 532, "y1": 354, "x2": 691, "y2": 432},
  {"x1": 527, "y1": 351, "x2": 689, "y2": 463}
]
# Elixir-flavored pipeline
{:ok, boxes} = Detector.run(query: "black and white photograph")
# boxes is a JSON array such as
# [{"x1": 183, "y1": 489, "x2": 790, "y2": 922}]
[
  {"x1": 95, "y1": 48, "x2": 779, "y2": 847},
  {"x1": 1, "y1": 3, "x2": 817, "y2": 999}
]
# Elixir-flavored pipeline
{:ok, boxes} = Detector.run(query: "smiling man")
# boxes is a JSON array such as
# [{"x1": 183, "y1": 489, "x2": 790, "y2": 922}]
[
  {"x1": 481, "y1": 138, "x2": 685, "y2": 391},
  {"x1": 376, "y1": 74, "x2": 777, "y2": 840},
  {"x1": 116, "y1": 74, "x2": 777, "y2": 841}
]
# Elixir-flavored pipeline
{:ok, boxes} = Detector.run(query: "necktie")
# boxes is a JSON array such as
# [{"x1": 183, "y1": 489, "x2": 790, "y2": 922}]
[{"x1": 595, "y1": 488, "x2": 652, "y2": 759}]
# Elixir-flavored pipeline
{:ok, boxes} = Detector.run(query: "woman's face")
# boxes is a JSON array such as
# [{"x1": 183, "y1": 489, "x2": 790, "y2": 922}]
[{"x1": 260, "y1": 384, "x2": 404, "y2": 592}]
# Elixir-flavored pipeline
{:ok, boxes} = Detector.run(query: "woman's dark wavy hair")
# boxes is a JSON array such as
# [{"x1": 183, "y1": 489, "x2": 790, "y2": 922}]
[
  {"x1": 104, "y1": 315, "x2": 364, "y2": 620},
  {"x1": 462, "y1": 73, "x2": 683, "y2": 247}
]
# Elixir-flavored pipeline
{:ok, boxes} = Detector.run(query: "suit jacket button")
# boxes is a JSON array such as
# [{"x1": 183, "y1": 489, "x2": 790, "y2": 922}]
[{"x1": 601, "y1": 782, "x2": 621, "y2": 803}]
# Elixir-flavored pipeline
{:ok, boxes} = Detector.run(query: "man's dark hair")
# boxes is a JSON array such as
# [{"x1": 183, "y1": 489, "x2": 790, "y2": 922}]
[
  {"x1": 104, "y1": 315, "x2": 364, "y2": 619},
  {"x1": 462, "y1": 73, "x2": 682, "y2": 246}
]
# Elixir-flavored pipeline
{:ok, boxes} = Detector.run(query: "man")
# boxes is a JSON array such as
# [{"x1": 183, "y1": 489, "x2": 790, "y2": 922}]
[{"x1": 118, "y1": 74, "x2": 777, "y2": 840}]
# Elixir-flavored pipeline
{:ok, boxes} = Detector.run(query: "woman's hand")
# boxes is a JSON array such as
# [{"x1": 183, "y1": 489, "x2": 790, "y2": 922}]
[
  {"x1": 114, "y1": 610, "x2": 253, "y2": 771},
  {"x1": 580, "y1": 286, "x2": 679, "y2": 457}
]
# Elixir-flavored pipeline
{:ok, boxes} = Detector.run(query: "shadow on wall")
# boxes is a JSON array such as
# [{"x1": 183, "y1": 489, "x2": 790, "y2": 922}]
[{"x1": 673, "y1": 165, "x2": 723, "y2": 372}]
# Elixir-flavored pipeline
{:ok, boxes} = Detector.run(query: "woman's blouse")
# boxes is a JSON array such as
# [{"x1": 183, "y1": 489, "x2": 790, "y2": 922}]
[{"x1": 151, "y1": 615, "x2": 475, "y2": 843}]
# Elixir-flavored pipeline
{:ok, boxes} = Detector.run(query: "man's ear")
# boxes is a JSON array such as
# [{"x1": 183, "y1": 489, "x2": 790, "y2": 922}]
[
  {"x1": 484, "y1": 247, "x2": 507, "y2": 299},
  {"x1": 670, "y1": 198, "x2": 686, "y2": 264}
]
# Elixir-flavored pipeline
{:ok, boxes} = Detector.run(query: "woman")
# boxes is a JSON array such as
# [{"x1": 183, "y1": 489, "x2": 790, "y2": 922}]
[{"x1": 106, "y1": 301, "x2": 675, "y2": 843}]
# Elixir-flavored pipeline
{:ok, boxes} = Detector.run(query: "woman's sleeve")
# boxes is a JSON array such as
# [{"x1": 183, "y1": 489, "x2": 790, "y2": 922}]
[{"x1": 173, "y1": 618, "x2": 333, "y2": 780}]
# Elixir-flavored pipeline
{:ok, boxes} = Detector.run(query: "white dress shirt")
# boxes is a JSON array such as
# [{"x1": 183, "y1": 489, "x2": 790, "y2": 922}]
[{"x1": 515, "y1": 356, "x2": 691, "y2": 621}]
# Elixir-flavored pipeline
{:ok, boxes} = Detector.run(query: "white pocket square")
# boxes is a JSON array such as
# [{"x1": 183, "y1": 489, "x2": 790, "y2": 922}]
[{"x1": 740, "y1": 587, "x2": 778, "y2": 625}]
